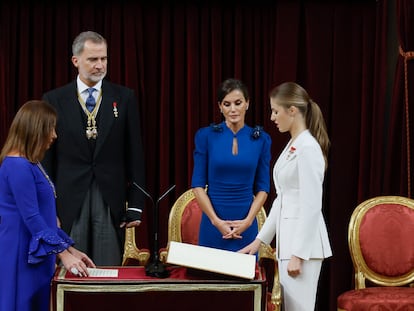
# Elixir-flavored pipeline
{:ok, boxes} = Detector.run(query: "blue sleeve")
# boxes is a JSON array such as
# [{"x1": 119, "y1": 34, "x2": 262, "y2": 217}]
[
  {"x1": 254, "y1": 132, "x2": 272, "y2": 193},
  {"x1": 28, "y1": 228, "x2": 74, "y2": 264},
  {"x1": 6, "y1": 160, "x2": 74, "y2": 264},
  {"x1": 191, "y1": 127, "x2": 209, "y2": 188}
]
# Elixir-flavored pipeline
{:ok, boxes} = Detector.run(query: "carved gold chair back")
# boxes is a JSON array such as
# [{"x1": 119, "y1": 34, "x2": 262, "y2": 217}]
[{"x1": 160, "y1": 188, "x2": 282, "y2": 311}]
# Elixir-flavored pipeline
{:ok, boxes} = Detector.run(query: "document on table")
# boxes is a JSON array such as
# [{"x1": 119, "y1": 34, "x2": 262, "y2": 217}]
[{"x1": 87, "y1": 268, "x2": 119, "y2": 277}]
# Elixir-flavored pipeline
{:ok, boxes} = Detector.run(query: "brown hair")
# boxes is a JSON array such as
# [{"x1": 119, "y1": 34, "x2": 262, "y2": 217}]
[
  {"x1": 269, "y1": 82, "x2": 330, "y2": 169},
  {"x1": 0, "y1": 100, "x2": 57, "y2": 164}
]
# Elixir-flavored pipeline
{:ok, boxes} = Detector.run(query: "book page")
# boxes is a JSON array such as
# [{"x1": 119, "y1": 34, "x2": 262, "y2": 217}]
[{"x1": 86, "y1": 268, "x2": 119, "y2": 277}]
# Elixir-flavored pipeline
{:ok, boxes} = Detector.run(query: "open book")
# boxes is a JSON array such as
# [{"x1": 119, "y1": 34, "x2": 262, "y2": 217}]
[{"x1": 166, "y1": 241, "x2": 256, "y2": 279}]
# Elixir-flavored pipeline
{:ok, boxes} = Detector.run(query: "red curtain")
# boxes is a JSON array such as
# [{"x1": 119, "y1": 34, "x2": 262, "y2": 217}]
[
  {"x1": 385, "y1": 0, "x2": 414, "y2": 198},
  {"x1": 0, "y1": 1, "x2": 404, "y2": 309}
]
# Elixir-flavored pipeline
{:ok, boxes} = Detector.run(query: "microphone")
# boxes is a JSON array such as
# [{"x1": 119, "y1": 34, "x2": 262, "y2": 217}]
[
  {"x1": 132, "y1": 182, "x2": 175, "y2": 278},
  {"x1": 157, "y1": 184, "x2": 176, "y2": 202},
  {"x1": 133, "y1": 182, "x2": 152, "y2": 200}
]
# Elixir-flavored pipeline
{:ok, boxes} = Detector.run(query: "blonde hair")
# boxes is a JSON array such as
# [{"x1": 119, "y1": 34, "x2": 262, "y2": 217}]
[
  {"x1": 269, "y1": 82, "x2": 330, "y2": 169},
  {"x1": 0, "y1": 100, "x2": 57, "y2": 164}
]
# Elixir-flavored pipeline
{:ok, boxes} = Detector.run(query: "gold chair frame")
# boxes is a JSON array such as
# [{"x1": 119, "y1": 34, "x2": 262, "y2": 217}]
[
  {"x1": 348, "y1": 195, "x2": 414, "y2": 289},
  {"x1": 122, "y1": 204, "x2": 151, "y2": 266},
  {"x1": 159, "y1": 189, "x2": 281, "y2": 311}
]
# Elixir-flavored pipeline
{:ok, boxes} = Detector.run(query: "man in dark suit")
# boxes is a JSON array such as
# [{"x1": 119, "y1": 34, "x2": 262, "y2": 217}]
[{"x1": 42, "y1": 31, "x2": 145, "y2": 266}]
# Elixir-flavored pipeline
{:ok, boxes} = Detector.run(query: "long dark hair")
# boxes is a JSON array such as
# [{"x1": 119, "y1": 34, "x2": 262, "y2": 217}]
[{"x1": 0, "y1": 100, "x2": 57, "y2": 164}]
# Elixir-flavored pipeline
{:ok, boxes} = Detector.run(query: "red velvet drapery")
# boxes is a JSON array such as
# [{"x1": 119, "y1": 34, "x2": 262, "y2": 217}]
[
  {"x1": 385, "y1": 0, "x2": 414, "y2": 198},
  {"x1": 1, "y1": 1, "x2": 409, "y2": 309}
]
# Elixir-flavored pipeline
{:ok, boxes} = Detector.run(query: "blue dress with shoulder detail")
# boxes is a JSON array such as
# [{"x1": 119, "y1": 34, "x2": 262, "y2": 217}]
[
  {"x1": 0, "y1": 157, "x2": 74, "y2": 311},
  {"x1": 191, "y1": 121, "x2": 271, "y2": 252}
]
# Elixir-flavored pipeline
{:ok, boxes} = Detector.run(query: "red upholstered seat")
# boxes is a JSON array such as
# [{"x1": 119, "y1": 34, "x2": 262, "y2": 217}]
[
  {"x1": 179, "y1": 198, "x2": 202, "y2": 244},
  {"x1": 337, "y1": 196, "x2": 414, "y2": 311},
  {"x1": 338, "y1": 287, "x2": 414, "y2": 310}
]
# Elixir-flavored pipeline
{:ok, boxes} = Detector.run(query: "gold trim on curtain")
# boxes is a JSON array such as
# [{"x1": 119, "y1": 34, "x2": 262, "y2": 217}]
[{"x1": 398, "y1": 45, "x2": 413, "y2": 197}]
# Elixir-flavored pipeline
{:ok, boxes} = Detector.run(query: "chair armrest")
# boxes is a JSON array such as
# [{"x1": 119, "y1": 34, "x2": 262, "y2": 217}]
[
  {"x1": 269, "y1": 262, "x2": 282, "y2": 311},
  {"x1": 159, "y1": 247, "x2": 168, "y2": 263},
  {"x1": 258, "y1": 245, "x2": 282, "y2": 311},
  {"x1": 122, "y1": 227, "x2": 151, "y2": 266}
]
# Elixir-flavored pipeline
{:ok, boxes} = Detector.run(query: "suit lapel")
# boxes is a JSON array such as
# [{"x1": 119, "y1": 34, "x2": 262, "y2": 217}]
[
  {"x1": 94, "y1": 81, "x2": 116, "y2": 158},
  {"x1": 274, "y1": 142, "x2": 291, "y2": 173},
  {"x1": 57, "y1": 83, "x2": 91, "y2": 151},
  {"x1": 275, "y1": 131, "x2": 309, "y2": 176}
]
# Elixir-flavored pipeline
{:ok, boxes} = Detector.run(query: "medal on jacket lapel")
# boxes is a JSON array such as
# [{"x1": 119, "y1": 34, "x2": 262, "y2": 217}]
[{"x1": 78, "y1": 89, "x2": 103, "y2": 140}]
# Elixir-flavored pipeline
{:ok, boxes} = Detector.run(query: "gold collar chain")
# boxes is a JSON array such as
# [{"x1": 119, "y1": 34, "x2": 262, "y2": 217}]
[{"x1": 77, "y1": 89, "x2": 103, "y2": 140}]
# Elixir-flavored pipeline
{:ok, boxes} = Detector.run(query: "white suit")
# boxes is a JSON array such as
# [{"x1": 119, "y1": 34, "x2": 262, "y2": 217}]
[{"x1": 257, "y1": 130, "x2": 332, "y2": 310}]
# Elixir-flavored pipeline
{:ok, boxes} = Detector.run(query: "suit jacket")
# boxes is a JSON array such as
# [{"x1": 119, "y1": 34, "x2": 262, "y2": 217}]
[
  {"x1": 42, "y1": 80, "x2": 145, "y2": 235},
  {"x1": 257, "y1": 130, "x2": 332, "y2": 260}
]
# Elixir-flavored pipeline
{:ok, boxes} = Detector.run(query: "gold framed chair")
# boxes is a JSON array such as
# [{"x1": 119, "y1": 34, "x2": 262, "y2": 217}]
[
  {"x1": 337, "y1": 196, "x2": 414, "y2": 310},
  {"x1": 122, "y1": 217, "x2": 151, "y2": 266},
  {"x1": 159, "y1": 188, "x2": 282, "y2": 311}
]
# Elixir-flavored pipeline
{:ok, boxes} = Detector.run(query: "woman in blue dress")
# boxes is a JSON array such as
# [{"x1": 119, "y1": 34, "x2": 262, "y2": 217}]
[
  {"x1": 191, "y1": 78, "x2": 271, "y2": 252},
  {"x1": 0, "y1": 100, "x2": 96, "y2": 311}
]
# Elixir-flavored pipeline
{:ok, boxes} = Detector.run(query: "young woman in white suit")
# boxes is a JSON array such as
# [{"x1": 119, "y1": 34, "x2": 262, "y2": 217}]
[{"x1": 239, "y1": 82, "x2": 332, "y2": 311}]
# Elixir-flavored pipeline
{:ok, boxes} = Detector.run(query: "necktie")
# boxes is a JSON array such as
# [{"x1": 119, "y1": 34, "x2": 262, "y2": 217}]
[{"x1": 85, "y1": 88, "x2": 96, "y2": 112}]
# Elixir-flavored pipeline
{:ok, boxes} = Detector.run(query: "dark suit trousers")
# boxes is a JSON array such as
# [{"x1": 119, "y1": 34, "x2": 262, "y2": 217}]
[{"x1": 70, "y1": 180, "x2": 122, "y2": 266}]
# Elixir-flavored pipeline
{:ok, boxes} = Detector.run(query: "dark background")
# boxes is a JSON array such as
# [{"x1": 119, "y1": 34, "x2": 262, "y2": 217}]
[{"x1": 1, "y1": 1, "x2": 413, "y2": 309}]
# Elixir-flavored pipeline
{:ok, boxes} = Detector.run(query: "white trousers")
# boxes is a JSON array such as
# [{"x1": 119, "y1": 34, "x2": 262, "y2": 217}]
[{"x1": 278, "y1": 258, "x2": 322, "y2": 311}]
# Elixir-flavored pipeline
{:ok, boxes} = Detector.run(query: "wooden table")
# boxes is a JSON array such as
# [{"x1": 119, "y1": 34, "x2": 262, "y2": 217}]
[{"x1": 51, "y1": 265, "x2": 267, "y2": 311}]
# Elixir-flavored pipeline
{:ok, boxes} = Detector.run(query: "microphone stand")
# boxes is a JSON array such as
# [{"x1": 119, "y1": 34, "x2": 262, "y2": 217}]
[{"x1": 133, "y1": 182, "x2": 175, "y2": 278}]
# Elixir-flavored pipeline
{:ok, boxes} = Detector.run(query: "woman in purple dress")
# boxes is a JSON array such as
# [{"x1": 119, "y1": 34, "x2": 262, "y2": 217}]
[
  {"x1": 191, "y1": 78, "x2": 271, "y2": 252},
  {"x1": 0, "y1": 100, "x2": 95, "y2": 311}
]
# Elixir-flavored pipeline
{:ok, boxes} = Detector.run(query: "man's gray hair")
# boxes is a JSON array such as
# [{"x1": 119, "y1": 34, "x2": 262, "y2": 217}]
[{"x1": 72, "y1": 31, "x2": 107, "y2": 56}]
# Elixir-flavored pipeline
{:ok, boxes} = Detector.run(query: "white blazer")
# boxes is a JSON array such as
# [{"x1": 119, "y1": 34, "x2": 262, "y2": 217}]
[{"x1": 257, "y1": 130, "x2": 332, "y2": 260}]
